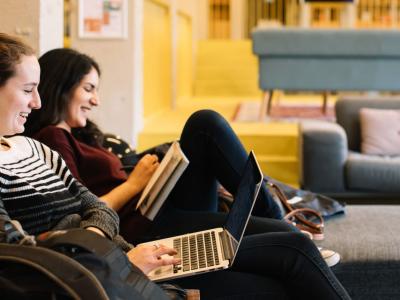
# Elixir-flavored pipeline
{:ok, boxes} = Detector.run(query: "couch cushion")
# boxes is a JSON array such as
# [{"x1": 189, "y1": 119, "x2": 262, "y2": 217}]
[
  {"x1": 346, "y1": 152, "x2": 400, "y2": 192},
  {"x1": 360, "y1": 108, "x2": 400, "y2": 155},
  {"x1": 319, "y1": 205, "x2": 400, "y2": 299},
  {"x1": 336, "y1": 97, "x2": 400, "y2": 152},
  {"x1": 252, "y1": 28, "x2": 400, "y2": 57}
]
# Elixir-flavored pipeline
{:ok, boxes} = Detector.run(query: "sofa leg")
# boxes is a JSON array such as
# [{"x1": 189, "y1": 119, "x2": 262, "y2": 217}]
[
  {"x1": 260, "y1": 90, "x2": 274, "y2": 119},
  {"x1": 322, "y1": 91, "x2": 329, "y2": 114}
]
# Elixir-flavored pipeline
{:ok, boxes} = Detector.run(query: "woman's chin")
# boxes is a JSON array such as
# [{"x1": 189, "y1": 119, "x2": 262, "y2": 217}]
[{"x1": 13, "y1": 125, "x2": 25, "y2": 135}]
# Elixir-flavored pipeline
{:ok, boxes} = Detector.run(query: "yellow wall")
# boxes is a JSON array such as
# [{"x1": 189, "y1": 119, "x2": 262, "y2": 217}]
[
  {"x1": 176, "y1": 11, "x2": 193, "y2": 103},
  {"x1": 143, "y1": 0, "x2": 171, "y2": 118}
]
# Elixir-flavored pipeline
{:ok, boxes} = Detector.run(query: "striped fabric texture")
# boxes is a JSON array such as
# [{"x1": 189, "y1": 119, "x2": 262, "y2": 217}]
[{"x1": 0, "y1": 136, "x2": 121, "y2": 242}]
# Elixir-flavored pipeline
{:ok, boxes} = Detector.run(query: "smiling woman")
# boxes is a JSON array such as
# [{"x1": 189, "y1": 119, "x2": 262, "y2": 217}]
[
  {"x1": 57, "y1": 67, "x2": 100, "y2": 131},
  {"x1": 0, "y1": 33, "x2": 181, "y2": 281},
  {"x1": 24, "y1": 48, "x2": 101, "y2": 138},
  {"x1": 0, "y1": 36, "x2": 40, "y2": 137}
]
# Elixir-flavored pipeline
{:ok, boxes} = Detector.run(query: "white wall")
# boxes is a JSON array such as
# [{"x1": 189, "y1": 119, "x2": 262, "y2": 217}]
[
  {"x1": 39, "y1": 0, "x2": 63, "y2": 55},
  {"x1": 0, "y1": 0, "x2": 63, "y2": 54},
  {"x1": 0, "y1": 0, "x2": 40, "y2": 51}
]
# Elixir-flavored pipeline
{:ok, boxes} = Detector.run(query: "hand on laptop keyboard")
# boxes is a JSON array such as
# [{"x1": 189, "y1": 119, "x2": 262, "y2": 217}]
[{"x1": 127, "y1": 243, "x2": 181, "y2": 275}]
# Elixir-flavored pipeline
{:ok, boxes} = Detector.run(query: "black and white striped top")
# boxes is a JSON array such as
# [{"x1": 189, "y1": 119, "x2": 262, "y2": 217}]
[{"x1": 0, "y1": 136, "x2": 132, "y2": 250}]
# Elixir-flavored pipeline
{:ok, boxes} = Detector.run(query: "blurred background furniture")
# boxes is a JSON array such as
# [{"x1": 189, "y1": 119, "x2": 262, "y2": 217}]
[
  {"x1": 320, "y1": 205, "x2": 400, "y2": 299},
  {"x1": 300, "y1": 0, "x2": 356, "y2": 28},
  {"x1": 252, "y1": 28, "x2": 400, "y2": 115},
  {"x1": 301, "y1": 97, "x2": 400, "y2": 200}
]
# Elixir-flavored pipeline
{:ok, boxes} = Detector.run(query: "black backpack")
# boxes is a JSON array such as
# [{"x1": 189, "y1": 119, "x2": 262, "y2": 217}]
[{"x1": 0, "y1": 228, "x2": 170, "y2": 299}]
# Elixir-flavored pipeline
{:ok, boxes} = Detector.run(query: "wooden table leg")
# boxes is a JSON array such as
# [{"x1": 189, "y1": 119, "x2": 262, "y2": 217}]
[
  {"x1": 322, "y1": 91, "x2": 328, "y2": 114},
  {"x1": 260, "y1": 90, "x2": 274, "y2": 120}
]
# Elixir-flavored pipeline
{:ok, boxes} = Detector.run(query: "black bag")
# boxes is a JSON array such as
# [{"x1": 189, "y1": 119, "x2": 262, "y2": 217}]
[
  {"x1": 0, "y1": 228, "x2": 170, "y2": 300},
  {"x1": 265, "y1": 176, "x2": 346, "y2": 219}
]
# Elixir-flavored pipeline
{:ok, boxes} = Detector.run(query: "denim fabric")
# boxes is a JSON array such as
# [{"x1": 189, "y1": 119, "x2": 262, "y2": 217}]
[
  {"x1": 138, "y1": 209, "x2": 295, "y2": 243},
  {"x1": 168, "y1": 109, "x2": 282, "y2": 219},
  {"x1": 121, "y1": 110, "x2": 350, "y2": 299},
  {"x1": 173, "y1": 232, "x2": 350, "y2": 300}
]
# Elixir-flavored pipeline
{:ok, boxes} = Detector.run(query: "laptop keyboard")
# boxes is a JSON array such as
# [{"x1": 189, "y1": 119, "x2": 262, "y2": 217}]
[{"x1": 173, "y1": 231, "x2": 220, "y2": 273}]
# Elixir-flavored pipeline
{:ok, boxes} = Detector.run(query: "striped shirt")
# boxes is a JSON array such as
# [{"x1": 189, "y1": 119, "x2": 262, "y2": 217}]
[{"x1": 0, "y1": 136, "x2": 132, "y2": 250}]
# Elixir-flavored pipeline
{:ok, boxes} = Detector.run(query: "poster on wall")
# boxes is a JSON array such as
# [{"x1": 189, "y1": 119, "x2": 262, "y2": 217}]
[{"x1": 79, "y1": 0, "x2": 128, "y2": 39}]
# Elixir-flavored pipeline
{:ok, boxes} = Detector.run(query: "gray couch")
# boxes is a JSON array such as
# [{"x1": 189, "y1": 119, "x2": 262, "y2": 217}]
[
  {"x1": 252, "y1": 28, "x2": 400, "y2": 113},
  {"x1": 301, "y1": 97, "x2": 400, "y2": 199}
]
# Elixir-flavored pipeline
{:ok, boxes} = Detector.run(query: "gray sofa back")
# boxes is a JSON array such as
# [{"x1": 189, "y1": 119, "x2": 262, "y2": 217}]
[
  {"x1": 252, "y1": 28, "x2": 400, "y2": 92},
  {"x1": 252, "y1": 28, "x2": 400, "y2": 57},
  {"x1": 336, "y1": 97, "x2": 400, "y2": 151}
]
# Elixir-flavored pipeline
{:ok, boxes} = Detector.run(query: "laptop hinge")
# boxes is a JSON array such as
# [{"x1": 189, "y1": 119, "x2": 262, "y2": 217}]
[{"x1": 219, "y1": 230, "x2": 237, "y2": 261}]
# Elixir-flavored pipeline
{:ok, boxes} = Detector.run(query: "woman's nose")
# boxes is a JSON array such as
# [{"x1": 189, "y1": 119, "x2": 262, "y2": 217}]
[
  {"x1": 90, "y1": 91, "x2": 100, "y2": 106},
  {"x1": 30, "y1": 90, "x2": 41, "y2": 109}
]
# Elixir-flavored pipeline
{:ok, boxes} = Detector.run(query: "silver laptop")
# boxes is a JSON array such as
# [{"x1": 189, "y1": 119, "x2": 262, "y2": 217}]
[{"x1": 142, "y1": 151, "x2": 263, "y2": 281}]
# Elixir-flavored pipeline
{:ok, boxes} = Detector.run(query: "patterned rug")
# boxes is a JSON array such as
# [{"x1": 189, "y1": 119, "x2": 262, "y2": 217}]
[{"x1": 232, "y1": 101, "x2": 336, "y2": 122}]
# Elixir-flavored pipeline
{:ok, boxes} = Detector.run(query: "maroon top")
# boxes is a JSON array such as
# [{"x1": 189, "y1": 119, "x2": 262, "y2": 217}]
[{"x1": 33, "y1": 126, "x2": 128, "y2": 197}]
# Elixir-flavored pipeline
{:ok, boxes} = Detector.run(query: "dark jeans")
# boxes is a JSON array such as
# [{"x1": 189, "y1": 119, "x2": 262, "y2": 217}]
[
  {"x1": 173, "y1": 232, "x2": 350, "y2": 300},
  {"x1": 120, "y1": 110, "x2": 350, "y2": 299},
  {"x1": 119, "y1": 110, "x2": 281, "y2": 240},
  {"x1": 169, "y1": 109, "x2": 282, "y2": 219},
  {"x1": 138, "y1": 210, "x2": 350, "y2": 299}
]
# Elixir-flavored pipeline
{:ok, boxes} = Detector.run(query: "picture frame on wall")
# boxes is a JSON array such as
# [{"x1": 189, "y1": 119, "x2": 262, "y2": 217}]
[{"x1": 78, "y1": 0, "x2": 128, "y2": 39}]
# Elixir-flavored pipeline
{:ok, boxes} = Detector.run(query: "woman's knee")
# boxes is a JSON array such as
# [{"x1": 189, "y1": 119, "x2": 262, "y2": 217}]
[
  {"x1": 184, "y1": 109, "x2": 227, "y2": 132},
  {"x1": 245, "y1": 217, "x2": 297, "y2": 235},
  {"x1": 248, "y1": 231, "x2": 316, "y2": 251},
  {"x1": 286, "y1": 232, "x2": 318, "y2": 253}
]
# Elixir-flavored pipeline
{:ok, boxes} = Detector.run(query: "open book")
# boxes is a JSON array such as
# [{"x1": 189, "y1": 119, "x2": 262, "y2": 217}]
[{"x1": 135, "y1": 141, "x2": 189, "y2": 220}]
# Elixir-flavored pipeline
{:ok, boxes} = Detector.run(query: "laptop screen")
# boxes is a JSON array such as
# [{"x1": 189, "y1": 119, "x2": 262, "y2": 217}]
[{"x1": 224, "y1": 151, "x2": 263, "y2": 244}]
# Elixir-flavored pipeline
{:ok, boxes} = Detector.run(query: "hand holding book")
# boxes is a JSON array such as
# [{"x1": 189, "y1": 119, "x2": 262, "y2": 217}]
[
  {"x1": 135, "y1": 141, "x2": 189, "y2": 220},
  {"x1": 125, "y1": 154, "x2": 159, "y2": 194}
]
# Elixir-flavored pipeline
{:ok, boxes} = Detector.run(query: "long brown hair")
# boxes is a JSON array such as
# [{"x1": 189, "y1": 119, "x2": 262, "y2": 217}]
[{"x1": 0, "y1": 33, "x2": 34, "y2": 87}]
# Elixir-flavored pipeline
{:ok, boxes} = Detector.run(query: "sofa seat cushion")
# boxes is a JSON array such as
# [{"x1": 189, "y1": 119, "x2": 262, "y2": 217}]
[
  {"x1": 319, "y1": 206, "x2": 400, "y2": 299},
  {"x1": 345, "y1": 152, "x2": 400, "y2": 192}
]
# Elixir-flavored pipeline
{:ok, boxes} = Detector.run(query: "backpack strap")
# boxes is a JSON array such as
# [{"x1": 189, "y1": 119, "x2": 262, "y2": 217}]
[
  {"x1": 38, "y1": 229, "x2": 134, "y2": 279},
  {"x1": 0, "y1": 243, "x2": 109, "y2": 299},
  {"x1": 37, "y1": 229, "x2": 170, "y2": 300}
]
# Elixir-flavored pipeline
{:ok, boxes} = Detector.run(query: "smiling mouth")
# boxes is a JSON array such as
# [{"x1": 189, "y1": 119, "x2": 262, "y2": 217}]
[{"x1": 19, "y1": 112, "x2": 29, "y2": 118}]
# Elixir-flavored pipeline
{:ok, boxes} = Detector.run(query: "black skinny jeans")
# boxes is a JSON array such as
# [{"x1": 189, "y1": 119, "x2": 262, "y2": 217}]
[
  {"x1": 133, "y1": 110, "x2": 350, "y2": 299},
  {"x1": 169, "y1": 109, "x2": 282, "y2": 219},
  {"x1": 173, "y1": 232, "x2": 350, "y2": 300}
]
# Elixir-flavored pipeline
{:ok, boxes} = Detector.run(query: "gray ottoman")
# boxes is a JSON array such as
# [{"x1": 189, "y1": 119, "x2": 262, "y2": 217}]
[{"x1": 318, "y1": 205, "x2": 400, "y2": 300}]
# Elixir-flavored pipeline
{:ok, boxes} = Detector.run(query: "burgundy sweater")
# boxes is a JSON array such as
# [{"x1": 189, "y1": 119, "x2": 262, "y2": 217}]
[{"x1": 33, "y1": 126, "x2": 128, "y2": 197}]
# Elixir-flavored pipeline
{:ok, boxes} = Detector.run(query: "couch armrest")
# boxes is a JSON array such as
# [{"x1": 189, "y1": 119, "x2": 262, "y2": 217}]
[{"x1": 301, "y1": 121, "x2": 348, "y2": 193}]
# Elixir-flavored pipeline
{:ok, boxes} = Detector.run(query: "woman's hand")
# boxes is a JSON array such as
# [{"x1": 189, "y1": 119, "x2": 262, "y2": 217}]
[
  {"x1": 86, "y1": 226, "x2": 105, "y2": 237},
  {"x1": 100, "y1": 154, "x2": 159, "y2": 211},
  {"x1": 127, "y1": 243, "x2": 180, "y2": 275},
  {"x1": 126, "y1": 154, "x2": 159, "y2": 192}
]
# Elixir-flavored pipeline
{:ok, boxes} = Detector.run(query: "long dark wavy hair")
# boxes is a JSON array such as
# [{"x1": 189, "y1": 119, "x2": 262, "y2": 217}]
[{"x1": 24, "y1": 48, "x2": 104, "y2": 146}]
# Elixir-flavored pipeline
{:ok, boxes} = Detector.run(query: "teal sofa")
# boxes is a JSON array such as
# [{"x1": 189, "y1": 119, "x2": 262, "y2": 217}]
[{"x1": 252, "y1": 28, "x2": 400, "y2": 113}]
